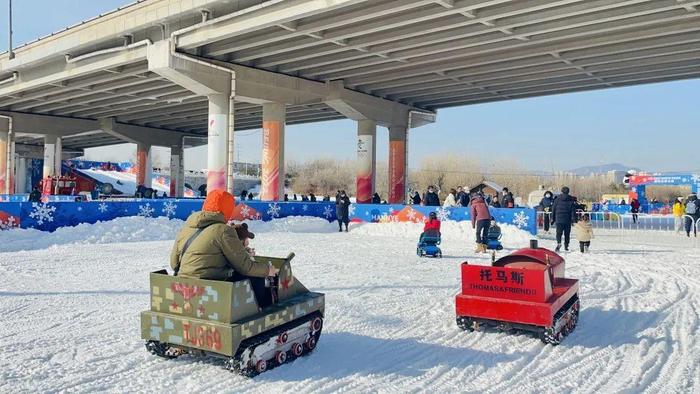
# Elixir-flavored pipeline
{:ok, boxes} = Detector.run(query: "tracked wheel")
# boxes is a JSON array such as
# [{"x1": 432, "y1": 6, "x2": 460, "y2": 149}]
[
  {"x1": 291, "y1": 343, "x2": 304, "y2": 357},
  {"x1": 456, "y1": 316, "x2": 475, "y2": 332},
  {"x1": 145, "y1": 341, "x2": 179, "y2": 359}
]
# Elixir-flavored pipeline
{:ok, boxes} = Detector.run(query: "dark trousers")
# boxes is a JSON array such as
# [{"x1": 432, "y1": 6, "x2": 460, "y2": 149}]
[
  {"x1": 632, "y1": 212, "x2": 639, "y2": 224},
  {"x1": 555, "y1": 223, "x2": 572, "y2": 247},
  {"x1": 338, "y1": 217, "x2": 348, "y2": 230},
  {"x1": 543, "y1": 212, "x2": 551, "y2": 232},
  {"x1": 685, "y1": 216, "x2": 697, "y2": 237},
  {"x1": 579, "y1": 241, "x2": 591, "y2": 253},
  {"x1": 228, "y1": 273, "x2": 272, "y2": 309},
  {"x1": 475, "y1": 219, "x2": 489, "y2": 244}
]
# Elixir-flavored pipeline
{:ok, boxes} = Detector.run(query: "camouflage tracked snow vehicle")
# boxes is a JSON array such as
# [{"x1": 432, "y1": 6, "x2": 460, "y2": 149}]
[{"x1": 140, "y1": 253, "x2": 324, "y2": 375}]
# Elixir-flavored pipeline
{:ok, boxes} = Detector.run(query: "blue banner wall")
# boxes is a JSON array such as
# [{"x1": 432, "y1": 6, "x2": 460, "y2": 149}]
[
  {"x1": 348, "y1": 204, "x2": 537, "y2": 235},
  {"x1": 0, "y1": 200, "x2": 537, "y2": 234}
]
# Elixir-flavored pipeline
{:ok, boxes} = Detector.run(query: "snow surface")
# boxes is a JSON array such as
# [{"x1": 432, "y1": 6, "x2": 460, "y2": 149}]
[{"x1": 0, "y1": 217, "x2": 698, "y2": 393}]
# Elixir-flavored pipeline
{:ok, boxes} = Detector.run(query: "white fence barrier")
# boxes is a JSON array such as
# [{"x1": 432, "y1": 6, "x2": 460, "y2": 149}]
[{"x1": 536, "y1": 211, "x2": 622, "y2": 234}]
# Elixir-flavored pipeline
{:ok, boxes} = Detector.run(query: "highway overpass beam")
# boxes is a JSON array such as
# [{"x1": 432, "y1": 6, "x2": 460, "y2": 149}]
[
  {"x1": 170, "y1": 144, "x2": 184, "y2": 198},
  {"x1": 388, "y1": 126, "x2": 408, "y2": 204},
  {"x1": 356, "y1": 120, "x2": 377, "y2": 204},
  {"x1": 260, "y1": 102, "x2": 286, "y2": 201},
  {"x1": 136, "y1": 142, "x2": 153, "y2": 189}
]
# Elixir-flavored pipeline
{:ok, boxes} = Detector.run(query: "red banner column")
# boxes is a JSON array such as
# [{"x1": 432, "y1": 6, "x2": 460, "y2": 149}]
[
  {"x1": 135, "y1": 142, "x2": 153, "y2": 188},
  {"x1": 388, "y1": 125, "x2": 407, "y2": 204},
  {"x1": 356, "y1": 119, "x2": 376, "y2": 204},
  {"x1": 260, "y1": 103, "x2": 286, "y2": 201}
]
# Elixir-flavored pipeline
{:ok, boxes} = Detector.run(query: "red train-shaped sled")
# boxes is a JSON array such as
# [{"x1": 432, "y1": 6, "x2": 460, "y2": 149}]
[{"x1": 455, "y1": 241, "x2": 580, "y2": 345}]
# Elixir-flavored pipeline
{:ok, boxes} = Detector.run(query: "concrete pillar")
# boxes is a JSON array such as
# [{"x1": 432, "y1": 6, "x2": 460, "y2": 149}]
[
  {"x1": 43, "y1": 134, "x2": 57, "y2": 179},
  {"x1": 0, "y1": 130, "x2": 7, "y2": 194},
  {"x1": 15, "y1": 157, "x2": 26, "y2": 194},
  {"x1": 388, "y1": 126, "x2": 408, "y2": 204},
  {"x1": 54, "y1": 137, "x2": 62, "y2": 177},
  {"x1": 207, "y1": 93, "x2": 231, "y2": 193},
  {"x1": 260, "y1": 102, "x2": 286, "y2": 201},
  {"x1": 9, "y1": 138, "x2": 15, "y2": 193},
  {"x1": 136, "y1": 142, "x2": 153, "y2": 188},
  {"x1": 170, "y1": 144, "x2": 184, "y2": 198},
  {"x1": 356, "y1": 119, "x2": 377, "y2": 204}
]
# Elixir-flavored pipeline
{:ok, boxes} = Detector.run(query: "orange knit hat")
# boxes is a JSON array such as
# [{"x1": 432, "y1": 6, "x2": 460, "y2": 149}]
[{"x1": 202, "y1": 190, "x2": 235, "y2": 221}]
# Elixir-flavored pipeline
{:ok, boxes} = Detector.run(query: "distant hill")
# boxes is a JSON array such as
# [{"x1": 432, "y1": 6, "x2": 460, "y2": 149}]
[{"x1": 568, "y1": 163, "x2": 641, "y2": 176}]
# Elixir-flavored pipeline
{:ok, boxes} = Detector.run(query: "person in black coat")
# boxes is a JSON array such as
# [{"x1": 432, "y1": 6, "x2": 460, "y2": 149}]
[
  {"x1": 501, "y1": 188, "x2": 515, "y2": 208},
  {"x1": 457, "y1": 186, "x2": 469, "y2": 207},
  {"x1": 309, "y1": 193, "x2": 317, "y2": 202},
  {"x1": 411, "y1": 191, "x2": 421, "y2": 205},
  {"x1": 423, "y1": 186, "x2": 440, "y2": 206},
  {"x1": 551, "y1": 186, "x2": 577, "y2": 252},
  {"x1": 539, "y1": 191, "x2": 554, "y2": 233},
  {"x1": 372, "y1": 193, "x2": 381, "y2": 204},
  {"x1": 28, "y1": 187, "x2": 42, "y2": 202},
  {"x1": 336, "y1": 190, "x2": 351, "y2": 232}
]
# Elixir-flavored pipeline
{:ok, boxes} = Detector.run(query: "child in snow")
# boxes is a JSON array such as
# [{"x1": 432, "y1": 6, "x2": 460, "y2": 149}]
[
  {"x1": 574, "y1": 214, "x2": 594, "y2": 253},
  {"x1": 487, "y1": 219, "x2": 502, "y2": 243},
  {"x1": 421, "y1": 212, "x2": 441, "y2": 241}
]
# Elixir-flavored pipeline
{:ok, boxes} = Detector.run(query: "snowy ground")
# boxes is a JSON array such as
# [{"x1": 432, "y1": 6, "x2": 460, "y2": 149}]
[{"x1": 0, "y1": 217, "x2": 698, "y2": 393}]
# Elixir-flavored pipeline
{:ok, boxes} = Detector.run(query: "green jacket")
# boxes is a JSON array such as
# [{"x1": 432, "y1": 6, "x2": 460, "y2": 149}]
[{"x1": 170, "y1": 211, "x2": 269, "y2": 280}]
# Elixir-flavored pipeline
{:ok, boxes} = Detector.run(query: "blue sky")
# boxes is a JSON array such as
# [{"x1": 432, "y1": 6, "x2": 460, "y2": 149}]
[{"x1": 1, "y1": 0, "x2": 698, "y2": 172}]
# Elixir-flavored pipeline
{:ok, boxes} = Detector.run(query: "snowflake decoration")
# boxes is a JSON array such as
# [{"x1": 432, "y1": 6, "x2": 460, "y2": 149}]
[
  {"x1": 77, "y1": 206, "x2": 83, "y2": 212},
  {"x1": 406, "y1": 208, "x2": 417, "y2": 221},
  {"x1": 29, "y1": 203, "x2": 56, "y2": 226},
  {"x1": 692, "y1": 174, "x2": 700, "y2": 184},
  {"x1": 302, "y1": 204, "x2": 308, "y2": 212},
  {"x1": 348, "y1": 204, "x2": 356, "y2": 216},
  {"x1": 98, "y1": 202, "x2": 108, "y2": 213},
  {"x1": 267, "y1": 202, "x2": 281, "y2": 218},
  {"x1": 323, "y1": 205, "x2": 334, "y2": 219},
  {"x1": 138, "y1": 203, "x2": 155, "y2": 218},
  {"x1": 436, "y1": 207, "x2": 450, "y2": 222},
  {"x1": 0, "y1": 216, "x2": 17, "y2": 230},
  {"x1": 162, "y1": 201, "x2": 178, "y2": 218},
  {"x1": 240, "y1": 205, "x2": 251, "y2": 219},
  {"x1": 512, "y1": 210, "x2": 529, "y2": 229}
]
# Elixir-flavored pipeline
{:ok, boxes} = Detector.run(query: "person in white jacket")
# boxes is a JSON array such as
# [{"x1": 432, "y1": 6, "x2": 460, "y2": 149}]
[
  {"x1": 443, "y1": 188, "x2": 459, "y2": 207},
  {"x1": 574, "y1": 213, "x2": 594, "y2": 253}
]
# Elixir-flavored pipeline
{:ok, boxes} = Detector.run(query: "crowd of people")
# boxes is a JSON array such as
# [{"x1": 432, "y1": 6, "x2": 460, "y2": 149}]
[{"x1": 410, "y1": 186, "x2": 517, "y2": 209}]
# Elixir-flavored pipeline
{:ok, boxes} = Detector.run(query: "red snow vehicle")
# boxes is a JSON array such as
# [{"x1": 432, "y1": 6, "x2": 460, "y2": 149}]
[{"x1": 455, "y1": 241, "x2": 580, "y2": 345}]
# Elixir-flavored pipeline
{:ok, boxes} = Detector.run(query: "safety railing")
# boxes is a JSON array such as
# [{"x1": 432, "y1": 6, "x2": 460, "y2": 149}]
[
  {"x1": 619, "y1": 213, "x2": 694, "y2": 233},
  {"x1": 536, "y1": 211, "x2": 622, "y2": 234}
]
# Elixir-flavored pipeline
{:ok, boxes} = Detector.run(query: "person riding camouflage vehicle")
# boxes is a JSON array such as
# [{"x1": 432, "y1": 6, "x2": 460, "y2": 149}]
[{"x1": 140, "y1": 190, "x2": 325, "y2": 375}]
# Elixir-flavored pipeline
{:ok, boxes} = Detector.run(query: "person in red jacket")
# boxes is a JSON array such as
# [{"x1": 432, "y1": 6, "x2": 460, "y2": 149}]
[
  {"x1": 423, "y1": 211, "x2": 441, "y2": 233},
  {"x1": 470, "y1": 194, "x2": 491, "y2": 253}
]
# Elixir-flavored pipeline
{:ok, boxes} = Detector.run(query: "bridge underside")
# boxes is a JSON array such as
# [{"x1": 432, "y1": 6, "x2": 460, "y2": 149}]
[{"x1": 0, "y1": 0, "x2": 697, "y2": 198}]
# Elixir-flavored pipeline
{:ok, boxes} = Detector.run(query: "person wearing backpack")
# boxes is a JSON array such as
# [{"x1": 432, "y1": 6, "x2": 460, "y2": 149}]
[{"x1": 684, "y1": 193, "x2": 700, "y2": 237}]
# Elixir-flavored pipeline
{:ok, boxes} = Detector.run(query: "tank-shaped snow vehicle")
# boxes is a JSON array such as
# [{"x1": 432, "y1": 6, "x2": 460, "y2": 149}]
[
  {"x1": 140, "y1": 253, "x2": 325, "y2": 375},
  {"x1": 455, "y1": 241, "x2": 580, "y2": 345}
]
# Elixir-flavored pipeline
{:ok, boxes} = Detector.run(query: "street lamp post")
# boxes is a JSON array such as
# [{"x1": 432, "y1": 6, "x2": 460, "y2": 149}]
[{"x1": 8, "y1": 0, "x2": 14, "y2": 59}]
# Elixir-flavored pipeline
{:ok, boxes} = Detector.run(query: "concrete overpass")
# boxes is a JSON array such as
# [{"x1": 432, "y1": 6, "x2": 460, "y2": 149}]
[{"x1": 0, "y1": 0, "x2": 698, "y2": 202}]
